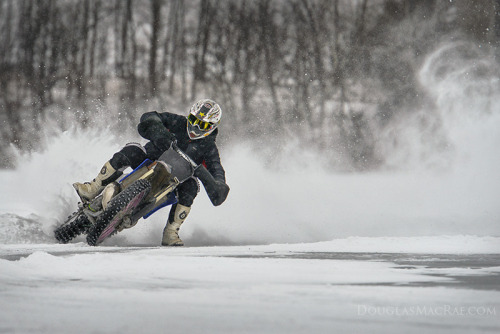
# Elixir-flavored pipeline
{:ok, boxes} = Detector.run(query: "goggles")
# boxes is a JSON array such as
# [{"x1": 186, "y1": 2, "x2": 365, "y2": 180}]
[{"x1": 188, "y1": 114, "x2": 213, "y2": 131}]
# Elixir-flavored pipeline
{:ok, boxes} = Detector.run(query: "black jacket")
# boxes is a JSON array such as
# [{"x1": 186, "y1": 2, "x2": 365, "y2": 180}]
[{"x1": 137, "y1": 111, "x2": 226, "y2": 182}]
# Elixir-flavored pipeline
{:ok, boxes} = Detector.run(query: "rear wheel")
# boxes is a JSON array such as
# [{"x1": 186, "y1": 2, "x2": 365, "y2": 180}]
[
  {"x1": 86, "y1": 179, "x2": 151, "y2": 246},
  {"x1": 54, "y1": 212, "x2": 91, "y2": 244}
]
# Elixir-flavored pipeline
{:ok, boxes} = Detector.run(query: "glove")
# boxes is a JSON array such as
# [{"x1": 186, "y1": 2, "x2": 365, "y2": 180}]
[
  {"x1": 194, "y1": 165, "x2": 230, "y2": 206},
  {"x1": 153, "y1": 132, "x2": 175, "y2": 152},
  {"x1": 209, "y1": 180, "x2": 230, "y2": 206}
]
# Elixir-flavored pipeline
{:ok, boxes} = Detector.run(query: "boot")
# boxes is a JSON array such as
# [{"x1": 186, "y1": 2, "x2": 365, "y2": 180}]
[
  {"x1": 162, "y1": 204, "x2": 191, "y2": 246},
  {"x1": 73, "y1": 161, "x2": 119, "y2": 201}
]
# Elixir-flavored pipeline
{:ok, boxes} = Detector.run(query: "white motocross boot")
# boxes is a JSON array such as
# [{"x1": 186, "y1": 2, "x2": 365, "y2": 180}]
[
  {"x1": 73, "y1": 161, "x2": 118, "y2": 201},
  {"x1": 162, "y1": 204, "x2": 191, "y2": 246}
]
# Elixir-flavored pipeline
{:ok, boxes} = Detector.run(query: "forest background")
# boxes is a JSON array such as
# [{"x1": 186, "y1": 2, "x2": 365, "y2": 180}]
[{"x1": 1, "y1": 0, "x2": 499, "y2": 170}]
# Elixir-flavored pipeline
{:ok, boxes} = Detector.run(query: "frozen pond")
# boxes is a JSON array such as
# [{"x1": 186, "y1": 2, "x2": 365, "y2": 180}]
[{"x1": 1, "y1": 239, "x2": 499, "y2": 334}]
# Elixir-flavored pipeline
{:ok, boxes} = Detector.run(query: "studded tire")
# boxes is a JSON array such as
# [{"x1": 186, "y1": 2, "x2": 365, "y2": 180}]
[
  {"x1": 54, "y1": 212, "x2": 92, "y2": 244},
  {"x1": 86, "y1": 179, "x2": 151, "y2": 246}
]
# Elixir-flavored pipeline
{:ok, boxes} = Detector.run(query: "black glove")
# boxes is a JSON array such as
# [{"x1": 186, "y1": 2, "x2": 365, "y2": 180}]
[
  {"x1": 194, "y1": 165, "x2": 230, "y2": 206},
  {"x1": 208, "y1": 180, "x2": 230, "y2": 206},
  {"x1": 153, "y1": 132, "x2": 175, "y2": 152}
]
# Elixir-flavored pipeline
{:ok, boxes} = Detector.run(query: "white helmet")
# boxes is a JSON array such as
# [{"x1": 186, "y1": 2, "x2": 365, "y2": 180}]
[{"x1": 187, "y1": 99, "x2": 222, "y2": 140}]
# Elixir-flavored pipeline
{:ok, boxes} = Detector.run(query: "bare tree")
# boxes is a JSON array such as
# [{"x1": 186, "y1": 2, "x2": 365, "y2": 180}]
[
  {"x1": 166, "y1": 0, "x2": 184, "y2": 94},
  {"x1": 191, "y1": 0, "x2": 214, "y2": 98},
  {"x1": 2, "y1": 0, "x2": 498, "y2": 170},
  {"x1": 258, "y1": 0, "x2": 282, "y2": 125},
  {"x1": 149, "y1": 0, "x2": 161, "y2": 96}
]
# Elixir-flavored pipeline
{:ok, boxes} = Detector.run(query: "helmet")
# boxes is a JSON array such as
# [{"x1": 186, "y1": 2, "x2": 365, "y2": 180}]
[{"x1": 187, "y1": 99, "x2": 222, "y2": 140}]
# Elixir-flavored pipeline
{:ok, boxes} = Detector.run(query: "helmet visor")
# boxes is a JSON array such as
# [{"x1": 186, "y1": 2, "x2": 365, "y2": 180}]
[{"x1": 188, "y1": 114, "x2": 213, "y2": 131}]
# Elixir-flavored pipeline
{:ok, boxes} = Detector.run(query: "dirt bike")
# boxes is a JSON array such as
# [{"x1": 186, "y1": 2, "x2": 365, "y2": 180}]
[{"x1": 54, "y1": 144, "x2": 229, "y2": 246}]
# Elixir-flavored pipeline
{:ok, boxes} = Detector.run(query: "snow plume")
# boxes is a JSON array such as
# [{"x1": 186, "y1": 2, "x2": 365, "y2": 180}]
[
  {"x1": 1, "y1": 41, "x2": 499, "y2": 246},
  {"x1": 381, "y1": 41, "x2": 500, "y2": 172},
  {"x1": 0, "y1": 127, "x2": 124, "y2": 242},
  {"x1": 418, "y1": 42, "x2": 500, "y2": 170}
]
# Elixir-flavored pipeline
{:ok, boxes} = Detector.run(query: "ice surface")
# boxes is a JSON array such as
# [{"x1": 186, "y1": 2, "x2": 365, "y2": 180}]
[{"x1": 0, "y1": 241, "x2": 499, "y2": 334}]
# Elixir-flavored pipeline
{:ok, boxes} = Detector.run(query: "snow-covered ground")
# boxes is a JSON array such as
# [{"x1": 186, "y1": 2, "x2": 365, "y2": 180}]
[{"x1": 1, "y1": 237, "x2": 500, "y2": 334}]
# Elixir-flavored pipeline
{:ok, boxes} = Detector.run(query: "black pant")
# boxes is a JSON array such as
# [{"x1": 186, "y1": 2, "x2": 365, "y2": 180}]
[{"x1": 109, "y1": 143, "x2": 199, "y2": 207}]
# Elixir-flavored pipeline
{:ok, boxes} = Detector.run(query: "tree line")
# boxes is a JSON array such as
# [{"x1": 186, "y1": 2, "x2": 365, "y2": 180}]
[{"x1": 1, "y1": 0, "x2": 499, "y2": 169}]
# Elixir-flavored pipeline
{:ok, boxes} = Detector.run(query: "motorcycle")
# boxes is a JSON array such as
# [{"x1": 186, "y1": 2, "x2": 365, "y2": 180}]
[{"x1": 54, "y1": 144, "x2": 229, "y2": 246}]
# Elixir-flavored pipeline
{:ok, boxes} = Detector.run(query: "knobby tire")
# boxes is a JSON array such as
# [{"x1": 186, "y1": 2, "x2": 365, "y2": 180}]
[
  {"x1": 86, "y1": 179, "x2": 151, "y2": 246},
  {"x1": 54, "y1": 213, "x2": 91, "y2": 244}
]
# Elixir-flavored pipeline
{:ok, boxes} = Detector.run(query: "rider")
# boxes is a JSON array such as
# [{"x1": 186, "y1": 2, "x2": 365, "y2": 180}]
[{"x1": 73, "y1": 98, "x2": 228, "y2": 246}]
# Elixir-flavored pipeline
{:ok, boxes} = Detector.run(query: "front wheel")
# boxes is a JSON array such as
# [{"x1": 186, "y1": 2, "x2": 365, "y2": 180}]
[{"x1": 86, "y1": 179, "x2": 151, "y2": 246}]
